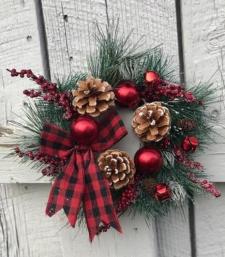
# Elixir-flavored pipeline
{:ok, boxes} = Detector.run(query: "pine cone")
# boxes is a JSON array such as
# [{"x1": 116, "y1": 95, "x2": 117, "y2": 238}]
[
  {"x1": 98, "y1": 149, "x2": 136, "y2": 190},
  {"x1": 72, "y1": 77, "x2": 115, "y2": 117},
  {"x1": 132, "y1": 102, "x2": 170, "y2": 142}
]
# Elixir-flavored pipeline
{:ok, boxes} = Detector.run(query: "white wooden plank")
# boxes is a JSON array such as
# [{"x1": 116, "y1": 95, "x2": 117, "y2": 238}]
[
  {"x1": 0, "y1": 184, "x2": 65, "y2": 257},
  {"x1": 58, "y1": 212, "x2": 158, "y2": 257},
  {"x1": 155, "y1": 204, "x2": 191, "y2": 257},
  {"x1": 41, "y1": 0, "x2": 108, "y2": 77},
  {"x1": 0, "y1": 0, "x2": 51, "y2": 183},
  {"x1": 0, "y1": 0, "x2": 43, "y2": 123},
  {"x1": 0, "y1": 185, "x2": 191, "y2": 257},
  {"x1": 0, "y1": 184, "x2": 158, "y2": 257},
  {"x1": 182, "y1": 0, "x2": 225, "y2": 182},
  {"x1": 106, "y1": 0, "x2": 180, "y2": 71},
  {"x1": 194, "y1": 183, "x2": 225, "y2": 257},
  {"x1": 182, "y1": 1, "x2": 225, "y2": 256}
]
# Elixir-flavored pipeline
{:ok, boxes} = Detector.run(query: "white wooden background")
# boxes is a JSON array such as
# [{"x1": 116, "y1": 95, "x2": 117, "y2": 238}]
[{"x1": 0, "y1": 0, "x2": 225, "y2": 256}]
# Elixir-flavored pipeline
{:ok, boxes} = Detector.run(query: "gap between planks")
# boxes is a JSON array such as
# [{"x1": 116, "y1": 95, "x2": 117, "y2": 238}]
[{"x1": 175, "y1": 1, "x2": 196, "y2": 257}]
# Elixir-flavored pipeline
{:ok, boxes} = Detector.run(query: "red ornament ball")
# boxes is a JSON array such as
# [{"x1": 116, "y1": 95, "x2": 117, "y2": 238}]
[
  {"x1": 134, "y1": 147, "x2": 163, "y2": 175},
  {"x1": 154, "y1": 183, "x2": 171, "y2": 201},
  {"x1": 182, "y1": 136, "x2": 199, "y2": 152},
  {"x1": 70, "y1": 116, "x2": 98, "y2": 145},
  {"x1": 114, "y1": 80, "x2": 140, "y2": 108},
  {"x1": 144, "y1": 70, "x2": 160, "y2": 84}
]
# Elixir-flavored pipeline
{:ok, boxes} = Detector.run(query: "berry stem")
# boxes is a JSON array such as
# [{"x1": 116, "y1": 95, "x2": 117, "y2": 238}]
[{"x1": 7, "y1": 68, "x2": 75, "y2": 120}]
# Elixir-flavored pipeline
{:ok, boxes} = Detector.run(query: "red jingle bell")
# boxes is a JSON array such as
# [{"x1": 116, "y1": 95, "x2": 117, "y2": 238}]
[
  {"x1": 182, "y1": 136, "x2": 199, "y2": 152},
  {"x1": 70, "y1": 116, "x2": 98, "y2": 145},
  {"x1": 134, "y1": 147, "x2": 163, "y2": 175},
  {"x1": 144, "y1": 70, "x2": 160, "y2": 84},
  {"x1": 154, "y1": 183, "x2": 171, "y2": 201},
  {"x1": 114, "y1": 80, "x2": 140, "y2": 108}
]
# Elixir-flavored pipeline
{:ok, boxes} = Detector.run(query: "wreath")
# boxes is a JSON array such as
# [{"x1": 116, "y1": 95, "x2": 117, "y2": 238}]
[{"x1": 7, "y1": 24, "x2": 220, "y2": 241}]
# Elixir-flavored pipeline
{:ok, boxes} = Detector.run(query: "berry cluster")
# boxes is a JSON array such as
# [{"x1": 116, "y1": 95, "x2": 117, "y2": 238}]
[
  {"x1": 41, "y1": 166, "x2": 60, "y2": 177},
  {"x1": 160, "y1": 137, "x2": 171, "y2": 149},
  {"x1": 174, "y1": 147, "x2": 203, "y2": 170},
  {"x1": 15, "y1": 147, "x2": 64, "y2": 176},
  {"x1": 144, "y1": 80, "x2": 196, "y2": 103},
  {"x1": 116, "y1": 184, "x2": 138, "y2": 213},
  {"x1": 8, "y1": 68, "x2": 75, "y2": 120},
  {"x1": 189, "y1": 173, "x2": 221, "y2": 197}
]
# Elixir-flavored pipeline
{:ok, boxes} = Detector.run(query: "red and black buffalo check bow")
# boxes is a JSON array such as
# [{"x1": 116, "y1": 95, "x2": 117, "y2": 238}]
[{"x1": 40, "y1": 108, "x2": 127, "y2": 241}]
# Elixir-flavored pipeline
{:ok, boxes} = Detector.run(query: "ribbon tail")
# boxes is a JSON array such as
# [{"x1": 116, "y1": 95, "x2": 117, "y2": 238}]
[
  {"x1": 46, "y1": 153, "x2": 85, "y2": 227},
  {"x1": 83, "y1": 150, "x2": 122, "y2": 241},
  {"x1": 88, "y1": 209, "x2": 122, "y2": 242}
]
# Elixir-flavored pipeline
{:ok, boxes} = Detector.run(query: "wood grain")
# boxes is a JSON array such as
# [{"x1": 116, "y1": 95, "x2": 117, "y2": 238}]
[
  {"x1": 0, "y1": 184, "x2": 158, "y2": 257},
  {"x1": 181, "y1": 1, "x2": 225, "y2": 256},
  {"x1": 182, "y1": 0, "x2": 225, "y2": 182},
  {"x1": 0, "y1": 0, "x2": 50, "y2": 183},
  {"x1": 0, "y1": 0, "x2": 43, "y2": 124},
  {"x1": 0, "y1": 184, "x2": 192, "y2": 257},
  {"x1": 106, "y1": 0, "x2": 179, "y2": 72},
  {"x1": 0, "y1": 184, "x2": 64, "y2": 257},
  {"x1": 194, "y1": 183, "x2": 225, "y2": 257},
  {"x1": 41, "y1": 0, "x2": 108, "y2": 78},
  {"x1": 155, "y1": 204, "x2": 191, "y2": 257}
]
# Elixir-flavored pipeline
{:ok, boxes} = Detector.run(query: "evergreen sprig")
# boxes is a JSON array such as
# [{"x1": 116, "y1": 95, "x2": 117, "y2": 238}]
[{"x1": 88, "y1": 21, "x2": 175, "y2": 87}]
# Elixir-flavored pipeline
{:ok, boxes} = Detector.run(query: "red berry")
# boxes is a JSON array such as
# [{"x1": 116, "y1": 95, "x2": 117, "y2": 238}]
[{"x1": 10, "y1": 68, "x2": 18, "y2": 76}]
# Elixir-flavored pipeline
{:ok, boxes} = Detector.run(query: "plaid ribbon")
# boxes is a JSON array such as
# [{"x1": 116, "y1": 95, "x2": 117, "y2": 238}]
[{"x1": 40, "y1": 108, "x2": 127, "y2": 241}]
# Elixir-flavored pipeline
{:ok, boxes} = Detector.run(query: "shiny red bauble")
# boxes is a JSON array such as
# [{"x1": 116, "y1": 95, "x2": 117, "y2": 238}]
[
  {"x1": 134, "y1": 147, "x2": 163, "y2": 175},
  {"x1": 182, "y1": 136, "x2": 199, "y2": 152},
  {"x1": 154, "y1": 183, "x2": 171, "y2": 201},
  {"x1": 114, "y1": 80, "x2": 140, "y2": 108},
  {"x1": 70, "y1": 116, "x2": 98, "y2": 145},
  {"x1": 144, "y1": 70, "x2": 160, "y2": 84}
]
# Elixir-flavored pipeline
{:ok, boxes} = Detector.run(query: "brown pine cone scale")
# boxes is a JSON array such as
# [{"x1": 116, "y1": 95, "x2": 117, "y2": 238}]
[
  {"x1": 72, "y1": 77, "x2": 115, "y2": 117},
  {"x1": 98, "y1": 150, "x2": 136, "y2": 190},
  {"x1": 132, "y1": 102, "x2": 170, "y2": 142}
]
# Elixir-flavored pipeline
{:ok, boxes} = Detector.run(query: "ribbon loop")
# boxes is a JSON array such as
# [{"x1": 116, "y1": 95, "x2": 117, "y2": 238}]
[{"x1": 40, "y1": 109, "x2": 127, "y2": 241}]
